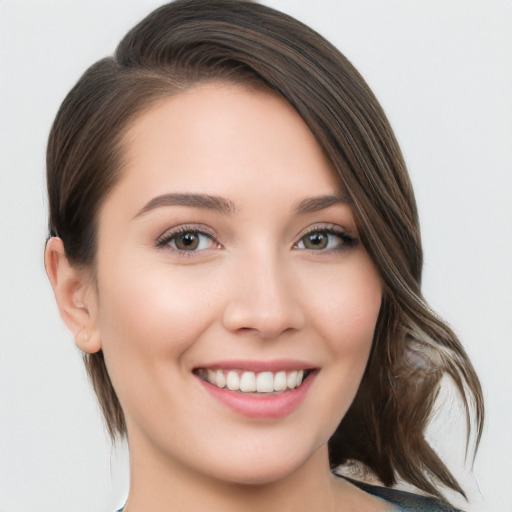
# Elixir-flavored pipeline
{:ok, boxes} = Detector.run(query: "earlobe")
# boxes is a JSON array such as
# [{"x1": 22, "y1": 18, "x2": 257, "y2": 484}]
[
  {"x1": 44, "y1": 237, "x2": 102, "y2": 353},
  {"x1": 75, "y1": 327, "x2": 102, "y2": 354}
]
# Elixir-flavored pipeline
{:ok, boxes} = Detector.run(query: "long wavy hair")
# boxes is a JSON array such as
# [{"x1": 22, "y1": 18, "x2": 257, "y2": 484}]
[{"x1": 46, "y1": 0, "x2": 483, "y2": 502}]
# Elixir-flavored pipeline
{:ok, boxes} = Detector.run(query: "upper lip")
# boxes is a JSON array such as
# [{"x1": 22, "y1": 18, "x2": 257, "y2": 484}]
[{"x1": 193, "y1": 359, "x2": 317, "y2": 373}]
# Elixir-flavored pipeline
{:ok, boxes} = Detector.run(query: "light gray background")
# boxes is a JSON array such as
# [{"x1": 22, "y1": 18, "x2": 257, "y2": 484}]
[{"x1": 0, "y1": 1, "x2": 510, "y2": 511}]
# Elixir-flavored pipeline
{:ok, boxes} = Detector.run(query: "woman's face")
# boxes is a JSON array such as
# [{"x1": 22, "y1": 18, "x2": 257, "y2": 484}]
[{"x1": 89, "y1": 82, "x2": 382, "y2": 484}]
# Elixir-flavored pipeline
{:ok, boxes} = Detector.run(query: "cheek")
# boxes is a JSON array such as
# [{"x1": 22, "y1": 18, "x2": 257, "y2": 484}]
[
  {"x1": 94, "y1": 260, "x2": 219, "y2": 391},
  {"x1": 98, "y1": 258, "x2": 212, "y2": 339},
  {"x1": 94, "y1": 260, "x2": 225, "y2": 431},
  {"x1": 299, "y1": 264, "x2": 381, "y2": 446},
  {"x1": 312, "y1": 259, "x2": 382, "y2": 355}
]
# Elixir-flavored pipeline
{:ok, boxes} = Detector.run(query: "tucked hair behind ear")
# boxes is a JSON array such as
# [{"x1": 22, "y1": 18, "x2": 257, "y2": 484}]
[{"x1": 46, "y1": 0, "x2": 483, "y2": 503}]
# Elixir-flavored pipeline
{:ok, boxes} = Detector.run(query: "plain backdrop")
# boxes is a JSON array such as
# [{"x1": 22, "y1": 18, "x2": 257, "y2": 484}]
[{"x1": 0, "y1": 1, "x2": 511, "y2": 511}]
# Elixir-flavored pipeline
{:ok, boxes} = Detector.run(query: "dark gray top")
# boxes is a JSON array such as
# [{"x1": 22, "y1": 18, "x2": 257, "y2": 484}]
[{"x1": 345, "y1": 477, "x2": 463, "y2": 511}]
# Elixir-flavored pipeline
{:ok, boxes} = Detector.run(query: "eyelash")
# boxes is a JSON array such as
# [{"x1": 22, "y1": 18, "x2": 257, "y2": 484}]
[
  {"x1": 156, "y1": 225, "x2": 220, "y2": 256},
  {"x1": 293, "y1": 225, "x2": 357, "y2": 253},
  {"x1": 155, "y1": 224, "x2": 357, "y2": 256}
]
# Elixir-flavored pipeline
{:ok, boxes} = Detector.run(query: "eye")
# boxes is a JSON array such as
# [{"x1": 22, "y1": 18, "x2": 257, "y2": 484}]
[
  {"x1": 157, "y1": 227, "x2": 219, "y2": 253},
  {"x1": 294, "y1": 228, "x2": 356, "y2": 252}
]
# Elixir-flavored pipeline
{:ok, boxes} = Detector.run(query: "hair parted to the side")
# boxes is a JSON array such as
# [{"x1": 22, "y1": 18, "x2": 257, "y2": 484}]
[{"x1": 46, "y1": 0, "x2": 483, "y2": 503}]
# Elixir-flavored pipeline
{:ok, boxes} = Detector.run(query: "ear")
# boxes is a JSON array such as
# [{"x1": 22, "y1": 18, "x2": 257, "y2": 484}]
[{"x1": 44, "y1": 237, "x2": 102, "y2": 354}]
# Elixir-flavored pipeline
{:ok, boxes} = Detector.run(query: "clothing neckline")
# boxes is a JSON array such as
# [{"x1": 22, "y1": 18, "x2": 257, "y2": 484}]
[{"x1": 338, "y1": 474, "x2": 463, "y2": 512}]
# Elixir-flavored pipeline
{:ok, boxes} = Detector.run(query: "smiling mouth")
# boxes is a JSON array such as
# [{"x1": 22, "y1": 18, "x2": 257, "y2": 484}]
[{"x1": 194, "y1": 368, "x2": 313, "y2": 394}]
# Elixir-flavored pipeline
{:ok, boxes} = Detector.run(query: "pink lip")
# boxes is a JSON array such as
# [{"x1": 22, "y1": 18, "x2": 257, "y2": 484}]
[
  {"x1": 194, "y1": 366, "x2": 317, "y2": 420},
  {"x1": 196, "y1": 359, "x2": 315, "y2": 372}
]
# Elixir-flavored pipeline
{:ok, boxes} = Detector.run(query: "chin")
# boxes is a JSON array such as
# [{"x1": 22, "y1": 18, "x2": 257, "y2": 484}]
[{"x1": 198, "y1": 440, "x2": 324, "y2": 486}]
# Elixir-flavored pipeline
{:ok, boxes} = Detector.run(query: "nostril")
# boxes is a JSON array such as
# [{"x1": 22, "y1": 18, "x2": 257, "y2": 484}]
[{"x1": 222, "y1": 304, "x2": 305, "y2": 339}]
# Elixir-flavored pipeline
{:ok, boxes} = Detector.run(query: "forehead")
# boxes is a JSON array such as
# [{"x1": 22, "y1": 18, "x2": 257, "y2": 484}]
[{"x1": 111, "y1": 82, "x2": 342, "y2": 210}]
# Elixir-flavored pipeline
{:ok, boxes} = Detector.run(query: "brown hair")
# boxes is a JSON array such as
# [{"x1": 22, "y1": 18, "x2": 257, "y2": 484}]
[{"x1": 46, "y1": 0, "x2": 483, "y2": 503}]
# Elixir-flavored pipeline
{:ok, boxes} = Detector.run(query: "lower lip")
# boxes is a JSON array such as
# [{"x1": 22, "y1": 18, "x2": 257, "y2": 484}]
[{"x1": 196, "y1": 372, "x2": 316, "y2": 419}]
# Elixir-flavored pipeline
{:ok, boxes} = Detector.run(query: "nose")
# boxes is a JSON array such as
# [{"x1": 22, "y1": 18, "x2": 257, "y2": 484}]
[{"x1": 222, "y1": 252, "x2": 306, "y2": 339}]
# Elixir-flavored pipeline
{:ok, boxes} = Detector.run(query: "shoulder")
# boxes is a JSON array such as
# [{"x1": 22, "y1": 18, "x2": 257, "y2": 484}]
[{"x1": 341, "y1": 476, "x2": 464, "y2": 512}]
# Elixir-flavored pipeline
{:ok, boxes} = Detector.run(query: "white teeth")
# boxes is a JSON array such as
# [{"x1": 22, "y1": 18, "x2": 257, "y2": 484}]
[
  {"x1": 202, "y1": 368, "x2": 309, "y2": 393},
  {"x1": 216, "y1": 369, "x2": 226, "y2": 388},
  {"x1": 256, "y1": 371, "x2": 274, "y2": 393},
  {"x1": 274, "y1": 371, "x2": 287, "y2": 391},
  {"x1": 226, "y1": 370, "x2": 240, "y2": 391},
  {"x1": 239, "y1": 371, "x2": 256, "y2": 392},
  {"x1": 287, "y1": 371, "x2": 298, "y2": 389},
  {"x1": 207, "y1": 369, "x2": 216, "y2": 385}
]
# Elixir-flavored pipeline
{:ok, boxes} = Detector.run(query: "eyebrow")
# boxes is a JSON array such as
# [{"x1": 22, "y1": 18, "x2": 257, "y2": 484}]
[
  {"x1": 295, "y1": 194, "x2": 352, "y2": 214},
  {"x1": 134, "y1": 192, "x2": 351, "y2": 218},
  {"x1": 135, "y1": 193, "x2": 236, "y2": 218}
]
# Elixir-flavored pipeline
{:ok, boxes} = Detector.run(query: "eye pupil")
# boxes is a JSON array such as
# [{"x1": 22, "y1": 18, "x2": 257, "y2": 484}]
[
  {"x1": 176, "y1": 233, "x2": 199, "y2": 251},
  {"x1": 304, "y1": 233, "x2": 328, "y2": 249}
]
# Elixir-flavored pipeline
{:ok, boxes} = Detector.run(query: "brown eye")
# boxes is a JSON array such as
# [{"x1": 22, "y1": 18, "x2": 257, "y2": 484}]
[
  {"x1": 295, "y1": 229, "x2": 355, "y2": 251},
  {"x1": 159, "y1": 230, "x2": 217, "y2": 252},
  {"x1": 302, "y1": 232, "x2": 329, "y2": 250},
  {"x1": 174, "y1": 232, "x2": 201, "y2": 251}
]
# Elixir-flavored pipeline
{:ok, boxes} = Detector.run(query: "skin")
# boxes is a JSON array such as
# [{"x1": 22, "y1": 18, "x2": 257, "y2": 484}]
[{"x1": 46, "y1": 83, "x2": 389, "y2": 511}]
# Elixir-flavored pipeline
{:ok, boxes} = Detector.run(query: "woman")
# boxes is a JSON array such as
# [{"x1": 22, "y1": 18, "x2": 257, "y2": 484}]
[{"x1": 44, "y1": 1, "x2": 483, "y2": 510}]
